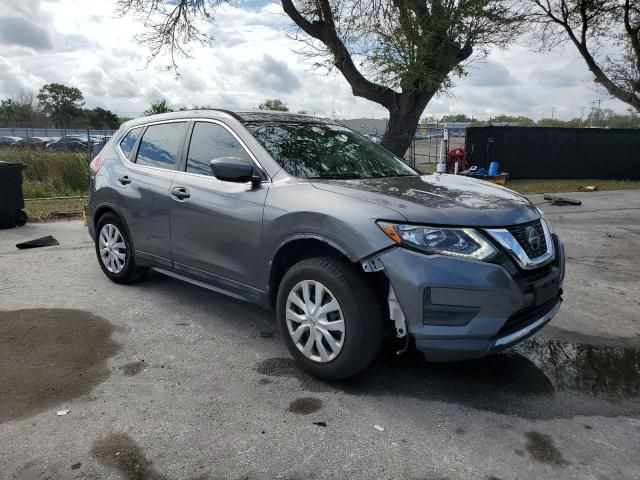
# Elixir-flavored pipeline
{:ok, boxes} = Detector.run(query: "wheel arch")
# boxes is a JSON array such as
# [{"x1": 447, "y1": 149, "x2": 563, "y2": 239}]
[
  {"x1": 267, "y1": 234, "x2": 389, "y2": 311},
  {"x1": 93, "y1": 202, "x2": 136, "y2": 251},
  {"x1": 268, "y1": 236, "x2": 353, "y2": 309}
]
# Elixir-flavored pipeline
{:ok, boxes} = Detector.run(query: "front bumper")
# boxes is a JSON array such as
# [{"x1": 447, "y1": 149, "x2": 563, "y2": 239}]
[{"x1": 378, "y1": 234, "x2": 565, "y2": 362}]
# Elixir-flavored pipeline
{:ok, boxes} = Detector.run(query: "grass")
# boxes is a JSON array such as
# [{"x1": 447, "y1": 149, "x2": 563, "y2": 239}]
[
  {"x1": 24, "y1": 197, "x2": 86, "y2": 222},
  {"x1": 6, "y1": 151, "x2": 639, "y2": 222},
  {"x1": 416, "y1": 165, "x2": 640, "y2": 194},
  {"x1": 504, "y1": 179, "x2": 640, "y2": 194},
  {"x1": 0, "y1": 147, "x2": 89, "y2": 198}
]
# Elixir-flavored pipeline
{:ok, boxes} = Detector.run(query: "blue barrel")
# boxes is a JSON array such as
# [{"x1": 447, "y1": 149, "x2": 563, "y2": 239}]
[{"x1": 488, "y1": 161, "x2": 499, "y2": 176}]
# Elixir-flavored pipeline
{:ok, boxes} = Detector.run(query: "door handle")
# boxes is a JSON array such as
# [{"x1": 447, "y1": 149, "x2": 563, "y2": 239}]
[
  {"x1": 171, "y1": 187, "x2": 191, "y2": 200},
  {"x1": 118, "y1": 175, "x2": 131, "y2": 185}
]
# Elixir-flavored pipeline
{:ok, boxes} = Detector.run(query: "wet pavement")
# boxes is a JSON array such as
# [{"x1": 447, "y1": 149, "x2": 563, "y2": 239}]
[{"x1": 1, "y1": 191, "x2": 640, "y2": 480}]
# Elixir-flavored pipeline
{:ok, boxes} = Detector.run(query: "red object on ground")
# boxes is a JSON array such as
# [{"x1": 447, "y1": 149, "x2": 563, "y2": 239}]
[{"x1": 447, "y1": 147, "x2": 468, "y2": 173}]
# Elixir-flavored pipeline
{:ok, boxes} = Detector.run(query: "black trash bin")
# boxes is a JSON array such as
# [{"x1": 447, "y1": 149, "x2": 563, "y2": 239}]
[{"x1": 0, "y1": 161, "x2": 28, "y2": 229}]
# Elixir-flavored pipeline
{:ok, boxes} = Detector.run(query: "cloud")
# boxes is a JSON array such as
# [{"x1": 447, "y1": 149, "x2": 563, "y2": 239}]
[
  {"x1": 0, "y1": 57, "x2": 46, "y2": 94},
  {"x1": 246, "y1": 54, "x2": 300, "y2": 94},
  {"x1": 464, "y1": 61, "x2": 516, "y2": 87},
  {"x1": 0, "y1": 0, "x2": 632, "y2": 122},
  {"x1": 0, "y1": 17, "x2": 52, "y2": 50}
]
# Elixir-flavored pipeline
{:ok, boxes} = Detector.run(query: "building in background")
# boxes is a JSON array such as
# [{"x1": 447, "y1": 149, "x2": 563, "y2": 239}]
[{"x1": 338, "y1": 118, "x2": 388, "y2": 135}]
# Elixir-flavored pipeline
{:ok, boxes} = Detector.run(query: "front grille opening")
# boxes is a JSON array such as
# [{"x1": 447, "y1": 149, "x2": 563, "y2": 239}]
[
  {"x1": 496, "y1": 297, "x2": 559, "y2": 338},
  {"x1": 506, "y1": 219, "x2": 547, "y2": 259}
]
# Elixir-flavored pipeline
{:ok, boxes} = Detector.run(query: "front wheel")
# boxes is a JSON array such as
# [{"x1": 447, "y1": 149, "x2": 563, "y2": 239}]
[
  {"x1": 276, "y1": 257, "x2": 383, "y2": 380},
  {"x1": 94, "y1": 213, "x2": 147, "y2": 284}
]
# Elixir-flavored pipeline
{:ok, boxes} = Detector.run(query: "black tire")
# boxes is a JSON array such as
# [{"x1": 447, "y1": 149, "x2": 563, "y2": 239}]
[
  {"x1": 276, "y1": 256, "x2": 384, "y2": 380},
  {"x1": 94, "y1": 212, "x2": 147, "y2": 284},
  {"x1": 15, "y1": 210, "x2": 27, "y2": 226}
]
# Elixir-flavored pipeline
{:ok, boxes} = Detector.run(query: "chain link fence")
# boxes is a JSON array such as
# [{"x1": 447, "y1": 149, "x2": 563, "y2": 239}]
[
  {"x1": 404, "y1": 127, "x2": 466, "y2": 168},
  {"x1": 0, "y1": 127, "x2": 116, "y2": 161}
]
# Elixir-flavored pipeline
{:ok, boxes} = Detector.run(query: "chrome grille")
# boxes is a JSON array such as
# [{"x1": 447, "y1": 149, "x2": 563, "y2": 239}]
[{"x1": 506, "y1": 220, "x2": 547, "y2": 259}]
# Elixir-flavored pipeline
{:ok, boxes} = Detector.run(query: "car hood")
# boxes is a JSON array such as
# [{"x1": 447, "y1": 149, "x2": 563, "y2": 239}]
[{"x1": 310, "y1": 174, "x2": 539, "y2": 227}]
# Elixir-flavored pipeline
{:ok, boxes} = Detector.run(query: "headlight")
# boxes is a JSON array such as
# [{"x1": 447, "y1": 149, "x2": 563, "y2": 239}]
[
  {"x1": 377, "y1": 222, "x2": 497, "y2": 260},
  {"x1": 536, "y1": 207, "x2": 555, "y2": 234}
]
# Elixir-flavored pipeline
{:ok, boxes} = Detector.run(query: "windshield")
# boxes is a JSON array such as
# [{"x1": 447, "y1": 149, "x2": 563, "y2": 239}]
[{"x1": 243, "y1": 121, "x2": 418, "y2": 179}]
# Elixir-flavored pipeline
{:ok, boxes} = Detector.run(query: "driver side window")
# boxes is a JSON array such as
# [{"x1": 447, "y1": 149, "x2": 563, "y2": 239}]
[{"x1": 186, "y1": 122, "x2": 252, "y2": 176}]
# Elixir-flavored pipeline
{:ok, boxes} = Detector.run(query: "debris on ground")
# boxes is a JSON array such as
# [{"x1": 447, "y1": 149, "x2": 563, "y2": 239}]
[
  {"x1": 56, "y1": 409, "x2": 70, "y2": 416},
  {"x1": 313, "y1": 421, "x2": 327, "y2": 427},
  {"x1": 578, "y1": 185, "x2": 598, "y2": 192},
  {"x1": 16, "y1": 235, "x2": 60, "y2": 249},
  {"x1": 374, "y1": 424, "x2": 385, "y2": 432},
  {"x1": 543, "y1": 195, "x2": 582, "y2": 206}
]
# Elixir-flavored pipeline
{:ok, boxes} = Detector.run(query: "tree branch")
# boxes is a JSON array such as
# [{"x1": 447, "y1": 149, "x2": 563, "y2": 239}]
[{"x1": 281, "y1": 0, "x2": 398, "y2": 108}]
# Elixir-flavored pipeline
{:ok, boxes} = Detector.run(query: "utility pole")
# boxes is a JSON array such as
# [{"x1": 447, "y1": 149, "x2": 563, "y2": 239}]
[
  {"x1": 590, "y1": 99, "x2": 602, "y2": 127},
  {"x1": 579, "y1": 107, "x2": 588, "y2": 128}
]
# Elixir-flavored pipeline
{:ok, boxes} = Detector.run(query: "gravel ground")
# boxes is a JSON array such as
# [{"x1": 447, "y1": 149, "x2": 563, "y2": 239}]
[{"x1": 1, "y1": 190, "x2": 639, "y2": 480}]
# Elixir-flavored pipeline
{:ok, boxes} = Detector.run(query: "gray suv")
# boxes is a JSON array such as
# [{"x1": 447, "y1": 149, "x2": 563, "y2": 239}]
[{"x1": 86, "y1": 110, "x2": 565, "y2": 380}]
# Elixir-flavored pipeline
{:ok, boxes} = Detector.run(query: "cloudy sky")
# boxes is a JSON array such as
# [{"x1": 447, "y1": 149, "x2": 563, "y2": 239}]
[{"x1": 0, "y1": 0, "x2": 631, "y2": 121}]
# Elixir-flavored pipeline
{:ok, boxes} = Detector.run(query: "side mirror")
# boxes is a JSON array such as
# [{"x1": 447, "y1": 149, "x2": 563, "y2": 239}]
[{"x1": 209, "y1": 157, "x2": 261, "y2": 183}]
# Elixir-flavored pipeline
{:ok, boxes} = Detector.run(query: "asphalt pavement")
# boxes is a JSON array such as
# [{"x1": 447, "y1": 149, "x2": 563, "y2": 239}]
[{"x1": 1, "y1": 190, "x2": 639, "y2": 480}]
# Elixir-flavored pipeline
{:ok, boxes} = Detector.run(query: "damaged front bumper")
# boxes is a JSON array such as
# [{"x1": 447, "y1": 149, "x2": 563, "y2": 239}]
[{"x1": 371, "y1": 235, "x2": 565, "y2": 362}]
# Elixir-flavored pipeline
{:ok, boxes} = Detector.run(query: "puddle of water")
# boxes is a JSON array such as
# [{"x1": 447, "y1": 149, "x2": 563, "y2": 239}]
[
  {"x1": 119, "y1": 361, "x2": 146, "y2": 377},
  {"x1": 92, "y1": 433, "x2": 213, "y2": 480},
  {"x1": 0, "y1": 308, "x2": 120, "y2": 423},
  {"x1": 288, "y1": 397, "x2": 323, "y2": 414},
  {"x1": 514, "y1": 338, "x2": 640, "y2": 398},
  {"x1": 91, "y1": 433, "x2": 166, "y2": 480},
  {"x1": 255, "y1": 336, "x2": 640, "y2": 419},
  {"x1": 524, "y1": 431, "x2": 569, "y2": 467}
]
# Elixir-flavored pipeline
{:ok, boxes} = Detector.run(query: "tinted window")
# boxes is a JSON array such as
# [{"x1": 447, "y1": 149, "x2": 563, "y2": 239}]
[
  {"x1": 186, "y1": 122, "x2": 252, "y2": 176},
  {"x1": 119, "y1": 127, "x2": 143, "y2": 158},
  {"x1": 243, "y1": 121, "x2": 416, "y2": 179},
  {"x1": 135, "y1": 122, "x2": 188, "y2": 170}
]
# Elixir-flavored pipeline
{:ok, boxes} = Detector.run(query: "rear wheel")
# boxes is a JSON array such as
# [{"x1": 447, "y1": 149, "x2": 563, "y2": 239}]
[
  {"x1": 95, "y1": 213, "x2": 147, "y2": 284},
  {"x1": 276, "y1": 257, "x2": 383, "y2": 380}
]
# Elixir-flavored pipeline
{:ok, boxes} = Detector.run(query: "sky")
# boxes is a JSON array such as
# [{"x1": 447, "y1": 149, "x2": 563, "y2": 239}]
[{"x1": 0, "y1": 0, "x2": 632, "y2": 121}]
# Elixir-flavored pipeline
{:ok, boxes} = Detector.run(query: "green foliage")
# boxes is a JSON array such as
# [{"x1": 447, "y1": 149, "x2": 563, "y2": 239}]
[
  {"x1": 87, "y1": 107, "x2": 121, "y2": 129},
  {"x1": 258, "y1": 99, "x2": 289, "y2": 112},
  {"x1": 491, "y1": 115, "x2": 535, "y2": 126},
  {"x1": 0, "y1": 148, "x2": 89, "y2": 198},
  {"x1": 37, "y1": 83, "x2": 85, "y2": 128},
  {"x1": 440, "y1": 114, "x2": 473, "y2": 123},
  {"x1": 343, "y1": 0, "x2": 524, "y2": 94},
  {"x1": 144, "y1": 99, "x2": 173, "y2": 115}
]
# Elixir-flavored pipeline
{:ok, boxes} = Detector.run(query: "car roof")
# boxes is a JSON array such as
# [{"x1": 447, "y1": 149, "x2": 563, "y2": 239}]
[{"x1": 121, "y1": 109, "x2": 333, "y2": 129}]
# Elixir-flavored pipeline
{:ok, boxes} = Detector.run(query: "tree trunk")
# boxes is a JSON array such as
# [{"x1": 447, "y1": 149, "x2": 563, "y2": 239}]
[{"x1": 381, "y1": 92, "x2": 433, "y2": 158}]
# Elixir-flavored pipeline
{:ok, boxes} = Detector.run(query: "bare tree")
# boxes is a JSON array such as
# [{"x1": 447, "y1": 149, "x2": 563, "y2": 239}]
[
  {"x1": 531, "y1": 0, "x2": 640, "y2": 112},
  {"x1": 10, "y1": 91, "x2": 48, "y2": 127},
  {"x1": 117, "y1": 0, "x2": 523, "y2": 156}
]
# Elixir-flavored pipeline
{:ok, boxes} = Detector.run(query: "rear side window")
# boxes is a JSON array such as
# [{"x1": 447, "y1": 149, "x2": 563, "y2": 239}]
[
  {"x1": 119, "y1": 127, "x2": 143, "y2": 158},
  {"x1": 135, "y1": 122, "x2": 188, "y2": 170},
  {"x1": 186, "y1": 122, "x2": 252, "y2": 176}
]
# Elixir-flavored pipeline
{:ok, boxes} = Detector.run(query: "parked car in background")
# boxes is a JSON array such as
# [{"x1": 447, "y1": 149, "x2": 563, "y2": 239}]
[
  {"x1": 0, "y1": 136, "x2": 22, "y2": 147},
  {"x1": 46, "y1": 138, "x2": 88, "y2": 152},
  {"x1": 14, "y1": 137, "x2": 49, "y2": 149},
  {"x1": 364, "y1": 133, "x2": 382, "y2": 144},
  {"x1": 86, "y1": 110, "x2": 565, "y2": 380}
]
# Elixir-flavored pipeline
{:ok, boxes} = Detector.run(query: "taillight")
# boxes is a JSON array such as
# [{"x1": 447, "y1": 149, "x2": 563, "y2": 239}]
[{"x1": 90, "y1": 155, "x2": 102, "y2": 174}]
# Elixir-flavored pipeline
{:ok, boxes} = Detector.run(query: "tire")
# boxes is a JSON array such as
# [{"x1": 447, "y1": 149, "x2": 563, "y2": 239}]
[
  {"x1": 15, "y1": 210, "x2": 27, "y2": 227},
  {"x1": 276, "y1": 256, "x2": 384, "y2": 380},
  {"x1": 94, "y1": 212, "x2": 147, "y2": 284}
]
